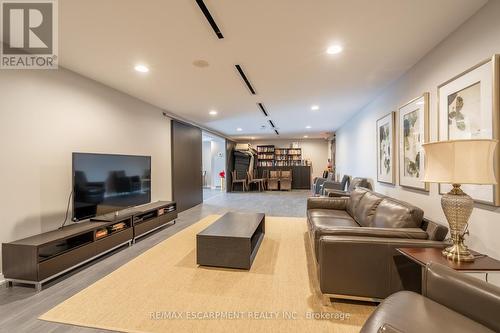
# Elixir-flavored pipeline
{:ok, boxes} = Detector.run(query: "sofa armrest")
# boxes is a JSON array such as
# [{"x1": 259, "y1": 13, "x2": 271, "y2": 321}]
[
  {"x1": 317, "y1": 227, "x2": 429, "y2": 240},
  {"x1": 322, "y1": 181, "x2": 343, "y2": 191},
  {"x1": 317, "y1": 236, "x2": 447, "y2": 298},
  {"x1": 326, "y1": 189, "x2": 349, "y2": 197},
  {"x1": 378, "y1": 324, "x2": 403, "y2": 333},
  {"x1": 421, "y1": 218, "x2": 448, "y2": 241},
  {"x1": 423, "y1": 262, "x2": 500, "y2": 332},
  {"x1": 307, "y1": 197, "x2": 348, "y2": 210}
]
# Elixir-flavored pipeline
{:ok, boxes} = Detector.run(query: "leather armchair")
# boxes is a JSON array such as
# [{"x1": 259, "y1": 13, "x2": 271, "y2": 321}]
[
  {"x1": 320, "y1": 174, "x2": 350, "y2": 196},
  {"x1": 324, "y1": 176, "x2": 371, "y2": 197},
  {"x1": 311, "y1": 172, "x2": 334, "y2": 195},
  {"x1": 361, "y1": 262, "x2": 500, "y2": 333},
  {"x1": 307, "y1": 188, "x2": 449, "y2": 301}
]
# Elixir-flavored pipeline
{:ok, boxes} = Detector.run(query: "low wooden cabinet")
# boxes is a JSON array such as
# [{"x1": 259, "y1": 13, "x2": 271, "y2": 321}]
[
  {"x1": 132, "y1": 202, "x2": 177, "y2": 242},
  {"x1": 2, "y1": 201, "x2": 176, "y2": 290},
  {"x1": 258, "y1": 166, "x2": 312, "y2": 189},
  {"x1": 92, "y1": 201, "x2": 177, "y2": 243}
]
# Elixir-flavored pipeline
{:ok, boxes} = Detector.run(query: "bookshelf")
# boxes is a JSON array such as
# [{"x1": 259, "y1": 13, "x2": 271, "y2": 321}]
[
  {"x1": 257, "y1": 145, "x2": 275, "y2": 167},
  {"x1": 257, "y1": 145, "x2": 305, "y2": 167},
  {"x1": 274, "y1": 148, "x2": 303, "y2": 166}
]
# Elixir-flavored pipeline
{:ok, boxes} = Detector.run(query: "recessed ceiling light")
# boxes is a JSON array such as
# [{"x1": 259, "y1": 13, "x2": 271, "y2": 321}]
[
  {"x1": 134, "y1": 64, "x2": 149, "y2": 73},
  {"x1": 236, "y1": 128, "x2": 243, "y2": 132},
  {"x1": 209, "y1": 110, "x2": 218, "y2": 116},
  {"x1": 327, "y1": 44, "x2": 343, "y2": 55},
  {"x1": 306, "y1": 125, "x2": 311, "y2": 129},
  {"x1": 311, "y1": 105, "x2": 319, "y2": 111},
  {"x1": 303, "y1": 135, "x2": 309, "y2": 138}
]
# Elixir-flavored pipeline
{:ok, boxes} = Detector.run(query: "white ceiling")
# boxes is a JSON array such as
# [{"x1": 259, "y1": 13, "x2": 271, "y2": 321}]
[
  {"x1": 202, "y1": 130, "x2": 224, "y2": 143},
  {"x1": 59, "y1": 0, "x2": 487, "y2": 140}
]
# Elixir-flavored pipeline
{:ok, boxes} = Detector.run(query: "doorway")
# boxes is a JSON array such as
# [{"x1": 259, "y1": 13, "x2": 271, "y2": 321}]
[{"x1": 202, "y1": 131, "x2": 226, "y2": 201}]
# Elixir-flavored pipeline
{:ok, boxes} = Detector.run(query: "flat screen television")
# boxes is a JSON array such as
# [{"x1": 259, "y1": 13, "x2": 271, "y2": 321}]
[{"x1": 72, "y1": 153, "x2": 151, "y2": 221}]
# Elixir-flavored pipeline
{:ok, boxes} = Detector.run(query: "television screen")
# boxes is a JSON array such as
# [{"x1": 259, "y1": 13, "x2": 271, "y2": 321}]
[{"x1": 72, "y1": 153, "x2": 151, "y2": 221}]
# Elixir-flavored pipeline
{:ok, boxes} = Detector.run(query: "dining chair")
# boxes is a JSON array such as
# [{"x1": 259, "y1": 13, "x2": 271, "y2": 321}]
[
  {"x1": 231, "y1": 170, "x2": 247, "y2": 191},
  {"x1": 247, "y1": 171, "x2": 263, "y2": 191},
  {"x1": 267, "y1": 170, "x2": 280, "y2": 190},
  {"x1": 280, "y1": 170, "x2": 292, "y2": 191}
]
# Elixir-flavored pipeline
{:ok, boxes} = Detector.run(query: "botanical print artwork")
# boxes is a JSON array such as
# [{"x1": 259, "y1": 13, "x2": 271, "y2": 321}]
[
  {"x1": 379, "y1": 122, "x2": 391, "y2": 176},
  {"x1": 403, "y1": 110, "x2": 420, "y2": 178},
  {"x1": 438, "y1": 56, "x2": 499, "y2": 205},
  {"x1": 399, "y1": 94, "x2": 428, "y2": 191},
  {"x1": 447, "y1": 82, "x2": 481, "y2": 139},
  {"x1": 377, "y1": 112, "x2": 395, "y2": 184}
]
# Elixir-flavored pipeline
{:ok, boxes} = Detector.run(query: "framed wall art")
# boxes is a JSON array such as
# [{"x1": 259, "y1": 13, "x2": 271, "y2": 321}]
[
  {"x1": 398, "y1": 93, "x2": 429, "y2": 191},
  {"x1": 376, "y1": 112, "x2": 396, "y2": 184},
  {"x1": 438, "y1": 54, "x2": 500, "y2": 206}
]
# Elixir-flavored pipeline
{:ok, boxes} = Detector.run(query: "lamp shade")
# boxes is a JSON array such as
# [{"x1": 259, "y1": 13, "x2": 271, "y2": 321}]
[{"x1": 422, "y1": 139, "x2": 498, "y2": 185}]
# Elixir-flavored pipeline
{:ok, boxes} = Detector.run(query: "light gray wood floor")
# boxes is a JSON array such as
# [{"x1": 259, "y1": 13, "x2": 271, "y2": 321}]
[{"x1": 0, "y1": 190, "x2": 309, "y2": 333}]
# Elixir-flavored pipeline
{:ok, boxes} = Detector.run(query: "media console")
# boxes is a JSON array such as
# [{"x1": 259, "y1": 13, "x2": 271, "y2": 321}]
[{"x1": 2, "y1": 201, "x2": 176, "y2": 291}]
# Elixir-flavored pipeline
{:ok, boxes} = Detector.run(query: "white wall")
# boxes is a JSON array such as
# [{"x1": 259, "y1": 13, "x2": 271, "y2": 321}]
[
  {"x1": 202, "y1": 141, "x2": 212, "y2": 187},
  {"x1": 249, "y1": 139, "x2": 329, "y2": 179},
  {"x1": 335, "y1": 0, "x2": 500, "y2": 285},
  {"x1": 0, "y1": 68, "x2": 172, "y2": 275},
  {"x1": 211, "y1": 138, "x2": 226, "y2": 188}
]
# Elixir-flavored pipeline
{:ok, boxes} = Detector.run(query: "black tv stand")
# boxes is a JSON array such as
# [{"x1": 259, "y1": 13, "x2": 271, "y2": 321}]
[{"x1": 2, "y1": 201, "x2": 177, "y2": 291}]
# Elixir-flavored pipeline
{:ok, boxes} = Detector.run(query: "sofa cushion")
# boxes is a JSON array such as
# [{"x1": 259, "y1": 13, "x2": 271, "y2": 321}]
[
  {"x1": 346, "y1": 187, "x2": 369, "y2": 217},
  {"x1": 309, "y1": 215, "x2": 359, "y2": 257},
  {"x1": 307, "y1": 209, "x2": 353, "y2": 220},
  {"x1": 371, "y1": 198, "x2": 424, "y2": 228},
  {"x1": 360, "y1": 291, "x2": 494, "y2": 333},
  {"x1": 312, "y1": 216, "x2": 359, "y2": 229},
  {"x1": 354, "y1": 191, "x2": 384, "y2": 227}
]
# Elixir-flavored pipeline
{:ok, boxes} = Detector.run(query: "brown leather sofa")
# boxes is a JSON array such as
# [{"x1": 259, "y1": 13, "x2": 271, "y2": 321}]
[
  {"x1": 361, "y1": 262, "x2": 500, "y2": 333},
  {"x1": 307, "y1": 187, "x2": 449, "y2": 301}
]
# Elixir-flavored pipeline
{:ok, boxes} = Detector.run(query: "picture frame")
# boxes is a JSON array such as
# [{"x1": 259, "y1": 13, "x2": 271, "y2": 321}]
[
  {"x1": 376, "y1": 112, "x2": 396, "y2": 184},
  {"x1": 398, "y1": 93, "x2": 430, "y2": 191},
  {"x1": 437, "y1": 55, "x2": 500, "y2": 206}
]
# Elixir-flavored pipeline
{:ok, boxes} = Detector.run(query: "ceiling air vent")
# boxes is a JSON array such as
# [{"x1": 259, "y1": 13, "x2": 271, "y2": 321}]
[
  {"x1": 195, "y1": 0, "x2": 224, "y2": 39},
  {"x1": 235, "y1": 65, "x2": 256, "y2": 95},
  {"x1": 257, "y1": 103, "x2": 268, "y2": 117}
]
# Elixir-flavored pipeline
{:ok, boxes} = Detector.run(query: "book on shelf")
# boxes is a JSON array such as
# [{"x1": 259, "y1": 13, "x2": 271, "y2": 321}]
[
  {"x1": 258, "y1": 161, "x2": 274, "y2": 167},
  {"x1": 258, "y1": 153, "x2": 274, "y2": 160},
  {"x1": 274, "y1": 160, "x2": 305, "y2": 167},
  {"x1": 275, "y1": 148, "x2": 301, "y2": 155},
  {"x1": 95, "y1": 228, "x2": 108, "y2": 239},
  {"x1": 257, "y1": 145, "x2": 275, "y2": 153}
]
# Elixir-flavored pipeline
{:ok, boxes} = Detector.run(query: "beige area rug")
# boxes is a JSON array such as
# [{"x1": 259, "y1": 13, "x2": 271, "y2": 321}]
[{"x1": 40, "y1": 215, "x2": 375, "y2": 333}]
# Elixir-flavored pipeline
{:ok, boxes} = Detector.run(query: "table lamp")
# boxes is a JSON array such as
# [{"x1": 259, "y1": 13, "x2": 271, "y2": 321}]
[{"x1": 422, "y1": 139, "x2": 498, "y2": 262}]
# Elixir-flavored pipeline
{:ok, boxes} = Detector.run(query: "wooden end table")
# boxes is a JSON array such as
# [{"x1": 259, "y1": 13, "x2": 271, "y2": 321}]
[{"x1": 397, "y1": 247, "x2": 500, "y2": 283}]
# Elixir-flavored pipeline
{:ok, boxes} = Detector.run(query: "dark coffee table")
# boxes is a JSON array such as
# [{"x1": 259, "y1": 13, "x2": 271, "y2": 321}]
[{"x1": 196, "y1": 212, "x2": 265, "y2": 269}]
